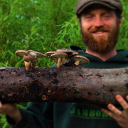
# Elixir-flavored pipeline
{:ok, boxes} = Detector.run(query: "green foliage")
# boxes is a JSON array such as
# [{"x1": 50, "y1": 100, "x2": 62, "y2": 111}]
[
  {"x1": 0, "y1": 0, "x2": 78, "y2": 67},
  {"x1": 116, "y1": 0, "x2": 128, "y2": 49},
  {"x1": 0, "y1": 0, "x2": 128, "y2": 127}
]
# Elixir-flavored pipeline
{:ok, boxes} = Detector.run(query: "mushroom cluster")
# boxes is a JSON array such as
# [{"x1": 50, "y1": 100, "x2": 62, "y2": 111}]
[
  {"x1": 46, "y1": 49, "x2": 89, "y2": 69},
  {"x1": 15, "y1": 49, "x2": 89, "y2": 70},
  {"x1": 15, "y1": 50, "x2": 46, "y2": 70}
]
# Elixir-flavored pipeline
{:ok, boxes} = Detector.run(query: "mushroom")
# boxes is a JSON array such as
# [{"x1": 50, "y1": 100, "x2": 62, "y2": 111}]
[
  {"x1": 15, "y1": 50, "x2": 46, "y2": 70},
  {"x1": 51, "y1": 52, "x2": 67, "y2": 69},
  {"x1": 57, "y1": 49, "x2": 74, "y2": 55},
  {"x1": 71, "y1": 55, "x2": 89, "y2": 66},
  {"x1": 46, "y1": 51, "x2": 58, "y2": 63},
  {"x1": 15, "y1": 50, "x2": 28, "y2": 58},
  {"x1": 56, "y1": 49, "x2": 78, "y2": 63},
  {"x1": 28, "y1": 50, "x2": 46, "y2": 58},
  {"x1": 23, "y1": 55, "x2": 38, "y2": 71},
  {"x1": 66, "y1": 51, "x2": 78, "y2": 63},
  {"x1": 46, "y1": 51, "x2": 57, "y2": 57}
]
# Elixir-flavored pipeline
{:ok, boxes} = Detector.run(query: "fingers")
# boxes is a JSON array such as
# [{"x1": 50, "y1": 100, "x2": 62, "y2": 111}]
[
  {"x1": 102, "y1": 95, "x2": 128, "y2": 128},
  {"x1": 101, "y1": 105, "x2": 121, "y2": 121},
  {"x1": 101, "y1": 108, "x2": 114, "y2": 117},
  {"x1": 0, "y1": 102, "x2": 22, "y2": 123},
  {"x1": 102, "y1": 95, "x2": 128, "y2": 116},
  {"x1": 116, "y1": 95, "x2": 128, "y2": 110},
  {"x1": 0, "y1": 101, "x2": 3, "y2": 108},
  {"x1": 101, "y1": 103, "x2": 122, "y2": 119},
  {"x1": 108, "y1": 104, "x2": 122, "y2": 115},
  {"x1": 0, "y1": 101, "x2": 15, "y2": 114},
  {"x1": 102, "y1": 95, "x2": 128, "y2": 118},
  {"x1": 126, "y1": 95, "x2": 128, "y2": 101},
  {"x1": 0, "y1": 101, "x2": 6, "y2": 114}
]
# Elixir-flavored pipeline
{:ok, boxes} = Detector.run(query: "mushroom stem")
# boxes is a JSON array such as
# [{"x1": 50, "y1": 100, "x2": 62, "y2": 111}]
[
  {"x1": 75, "y1": 60, "x2": 80, "y2": 66},
  {"x1": 31, "y1": 62, "x2": 35, "y2": 69},
  {"x1": 54, "y1": 58, "x2": 58, "y2": 63},
  {"x1": 57, "y1": 58, "x2": 61, "y2": 69},
  {"x1": 25, "y1": 61, "x2": 31, "y2": 71},
  {"x1": 67, "y1": 57, "x2": 71, "y2": 63},
  {"x1": 23, "y1": 55, "x2": 26, "y2": 58},
  {"x1": 62, "y1": 58, "x2": 65, "y2": 65}
]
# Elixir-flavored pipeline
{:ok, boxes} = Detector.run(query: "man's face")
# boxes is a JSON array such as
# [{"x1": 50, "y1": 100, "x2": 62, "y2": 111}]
[{"x1": 80, "y1": 5, "x2": 122, "y2": 54}]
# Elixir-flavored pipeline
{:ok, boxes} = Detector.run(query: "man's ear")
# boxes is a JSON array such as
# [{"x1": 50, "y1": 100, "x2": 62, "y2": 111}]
[
  {"x1": 119, "y1": 18, "x2": 122, "y2": 27},
  {"x1": 78, "y1": 19, "x2": 80, "y2": 23},
  {"x1": 78, "y1": 19, "x2": 82, "y2": 31}
]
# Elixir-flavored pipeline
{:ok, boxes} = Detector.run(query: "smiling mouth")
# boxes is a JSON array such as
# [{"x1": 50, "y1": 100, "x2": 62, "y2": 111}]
[
  {"x1": 94, "y1": 32, "x2": 103, "y2": 33},
  {"x1": 93, "y1": 31, "x2": 108, "y2": 36}
]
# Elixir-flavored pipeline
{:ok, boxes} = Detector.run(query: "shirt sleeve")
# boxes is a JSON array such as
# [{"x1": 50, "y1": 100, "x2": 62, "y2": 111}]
[{"x1": 7, "y1": 102, "x2": 54, "y2": 128}]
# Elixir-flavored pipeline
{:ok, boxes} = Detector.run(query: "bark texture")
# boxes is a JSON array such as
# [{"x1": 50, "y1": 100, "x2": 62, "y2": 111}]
[{"x1": 0, "y1": 66, "x2": 128, "y2": 108}]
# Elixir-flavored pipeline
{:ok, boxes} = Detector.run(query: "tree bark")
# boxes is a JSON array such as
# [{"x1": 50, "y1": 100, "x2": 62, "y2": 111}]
[{"x1": 0, "y1": 66, "x2": 128, "y2": 108}]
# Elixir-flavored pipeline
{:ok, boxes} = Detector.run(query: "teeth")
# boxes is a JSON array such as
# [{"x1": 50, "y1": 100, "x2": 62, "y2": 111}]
[{"x1": 96, "y1": 32, "x2": 103, "y2": 33}]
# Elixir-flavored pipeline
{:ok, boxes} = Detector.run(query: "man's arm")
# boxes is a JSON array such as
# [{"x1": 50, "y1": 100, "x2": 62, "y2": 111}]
[
  {"x1": 0, "y1": 60, "x2": 53, "y2": 128},
  {"x1": 0, "y1": 101, "x2": 54, "y2": 128},
  {"x1": 0, "y1": 102, "x2": 22, "y2": 123}
]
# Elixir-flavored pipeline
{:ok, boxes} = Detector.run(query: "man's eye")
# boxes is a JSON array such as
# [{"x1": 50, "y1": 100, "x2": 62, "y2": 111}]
[
  {"x1": 104, "y1": 15, "x2": 110, "y2": 18},
  {"x1": 86, "y1": 16, "x2": 92, "y2": 19}
]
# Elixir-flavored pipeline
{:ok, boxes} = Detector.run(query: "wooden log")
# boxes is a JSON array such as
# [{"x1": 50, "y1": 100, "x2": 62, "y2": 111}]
[{"x1": 0, "y1": 66, "x2": 128, "y2": 108}]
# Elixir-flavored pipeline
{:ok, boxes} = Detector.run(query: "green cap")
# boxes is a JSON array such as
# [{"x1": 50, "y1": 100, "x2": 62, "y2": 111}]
[{"x1": 76, "y1": 0, "x2": 123, "y2": 16}]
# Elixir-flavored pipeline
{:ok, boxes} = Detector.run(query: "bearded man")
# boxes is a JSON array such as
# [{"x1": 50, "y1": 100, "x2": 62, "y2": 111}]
[
  {"x1": 80, "y1": 5, "x2": 120, "y2": 56},
  {"x1": 0, "y1": 0, "x2": 128, "y2": 128}
]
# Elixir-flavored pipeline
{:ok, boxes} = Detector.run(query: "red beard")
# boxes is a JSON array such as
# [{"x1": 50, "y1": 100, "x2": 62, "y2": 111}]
[{"x1": 81, "y1": 23, "x2": 120, "y2": 54}]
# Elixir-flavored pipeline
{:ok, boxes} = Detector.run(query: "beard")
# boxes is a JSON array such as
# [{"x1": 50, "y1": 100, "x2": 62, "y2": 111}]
[{"x1": 81, "y1": 22, "x2": 120, "y2": 54}]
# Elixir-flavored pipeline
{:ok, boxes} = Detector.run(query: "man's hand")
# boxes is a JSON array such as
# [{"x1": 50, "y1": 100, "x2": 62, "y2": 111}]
[
  {"x1": 101, "y1": 95, "x2": 128, "y2": 128},
  {"x1": 0, "y1": 102, "x2": 22, "y2": 123}
]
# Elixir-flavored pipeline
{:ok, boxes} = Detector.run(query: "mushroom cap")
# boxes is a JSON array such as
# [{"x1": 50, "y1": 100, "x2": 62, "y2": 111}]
[
  {"x1": 23, "y1": 55, "x2": 38, "y2": 63},
  {"x1": 71, "y1": 55, "x2": 89, "y2": 64},
  {"x1": 68, "y1": 51, "x2": 79, "y2": 57},
  {"x1": 28, "y1": 50, "x2": 46, "y2": 58},
  {"x1": 57, "y1": 49, "x2": 77, "y2": 56},
  {"x1": 46, "y1": 51, "x2": 57, "y2": 57},
  {"x1": 15, "y1": 50, "x2": 28, "y2": 57},
  {"x1": 51, "y1": 52, "x2": 67, "y2": 58}
]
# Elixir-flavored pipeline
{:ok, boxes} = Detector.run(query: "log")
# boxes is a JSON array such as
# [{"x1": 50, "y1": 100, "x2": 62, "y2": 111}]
[{"x1": 0, "y1": 66, "x2": 128, "y2": 108}]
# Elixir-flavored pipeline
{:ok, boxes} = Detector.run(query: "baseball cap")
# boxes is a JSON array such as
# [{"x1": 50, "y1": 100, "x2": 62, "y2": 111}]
[{"x1": 76, "y1": 0, "x2": 123, "y2": 16}]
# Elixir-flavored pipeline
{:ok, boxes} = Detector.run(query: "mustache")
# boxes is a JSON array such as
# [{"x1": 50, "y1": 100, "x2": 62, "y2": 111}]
[{"x1": 89, "y1": 27, "x2": 111, "y2": 33}]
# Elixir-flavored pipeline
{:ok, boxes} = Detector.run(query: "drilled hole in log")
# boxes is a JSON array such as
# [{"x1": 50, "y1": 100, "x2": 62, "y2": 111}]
[
  {"x1": 52, "y1": 79, "x2": 59, "y2": 85},
  {"x1": 94, "y1": 92, "x2": 100, "y2": 95},
  {"x1": 125, "y1": 69, "x2": 128, "y2": 74},
  {"x1": 1, "y1": 76, "x2": 4, "y2": 79},
  {"x1": 125, "y1": 83, "x2": 128, "y2": 88},
  {"x1": 52, "y1": 72, "x2": 57, "y2": 77},
  {"x1": 109, "y1": 89, "x2": 113, "y2": 93},
  {"x1": 96, "y1": 73, "x2": 102, "y2": 77},
  {"x1": 88, "y1": 92, "x2": 92, "y2": 95},
  {"x1": 29, "y1": 82, "x2": 41, "y2": 95}
]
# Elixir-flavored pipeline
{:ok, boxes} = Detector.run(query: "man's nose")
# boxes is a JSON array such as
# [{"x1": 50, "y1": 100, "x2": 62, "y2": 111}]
[{"x1": 94, "y1": 17, "x2": 104, "y2": 27}]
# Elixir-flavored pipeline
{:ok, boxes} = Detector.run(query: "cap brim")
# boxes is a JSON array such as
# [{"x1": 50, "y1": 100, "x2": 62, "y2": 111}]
[{"x1": 77, "y1": 1, "x2": 116, "y2": 15}]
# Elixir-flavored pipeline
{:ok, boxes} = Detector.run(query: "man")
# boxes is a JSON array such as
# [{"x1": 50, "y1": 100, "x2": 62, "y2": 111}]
[{"x1": 0, "y1": 0, "x2": 128, "y2": 128}]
